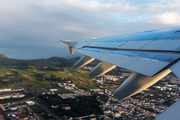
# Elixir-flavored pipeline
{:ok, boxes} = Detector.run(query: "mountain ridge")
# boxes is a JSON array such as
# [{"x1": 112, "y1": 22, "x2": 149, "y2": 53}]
[
  {"x1": 0, "y1": 54, "x2": 8, "y2": 58},
  {"x1": 0, "y1": 54, "x2": 76, "y2": 67}
]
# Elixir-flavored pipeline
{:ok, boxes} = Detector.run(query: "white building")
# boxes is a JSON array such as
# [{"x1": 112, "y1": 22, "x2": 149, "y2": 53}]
[
  {"x1": 49, "y1": 89, "x2": 58, "y2": 92},
  {"x1": 0, "y1": 88, "x2": 11, "y2": 92},
  {"x1": 25, "y1": 101, "x2": 35, "y2": 106}
]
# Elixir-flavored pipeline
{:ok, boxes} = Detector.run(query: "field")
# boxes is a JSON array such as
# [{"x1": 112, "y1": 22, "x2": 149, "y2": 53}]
[{"x1": 0, "y1": 55, "x2": 100, "y2": 92}]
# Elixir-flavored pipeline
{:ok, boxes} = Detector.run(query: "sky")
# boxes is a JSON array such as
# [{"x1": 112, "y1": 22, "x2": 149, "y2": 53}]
[{"x1": 0, "y1": 0, "x2": 180, "y2": 59}]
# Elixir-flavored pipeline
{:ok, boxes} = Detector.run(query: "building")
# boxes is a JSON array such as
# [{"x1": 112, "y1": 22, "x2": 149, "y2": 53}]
[
  {"x1": 0, "y1": 95, "x2": 11, "y2": 100},
  {"x1": 0, "y1": 94, "x2": 25, "y2": 100},
  {"x1": 0, "y1": 88, "x2": 24, "y2": 92},
  {"x1": 11, "y1": 88, "x2": 24, "y2": 91},
  {"x1": 57, "y1": 83, "x2": 67, "y2": 87},
  {"x1": 25, "y1": 101, "x2": 35, "y2": 106},
  {"x1": 0, "y1": 115, "x2": 4, "y2": 120},
  {"x1": 165, "y1": 84, "x2": 177, "y2": 88},
  {"x1": 62, "y1": 106, "x2": 71, "y2": 111},
  {"x1": 12, "y1": 94, "x2": 25, "y2": 98},
  {"x1": 0, "y1": 88, "x2": 11, "y2": 92},
  {"x1": 47, "y1": 91, "x2": 54, "y2": 95},
  {"x1": 90, "y1": 118, "x2": 96, "y2": 120},
  {"x1": 8, "y1": 105, "x2": 17, "y2": 111},
  {"x1": 68, "y1": 84, "x2": 75, "y2": 87},
  {"x1": 49, "y1": 89, "x2": 58, "y2": 92},
  {"x1": 114, "y1": 112, "x2": 121, "y2": 118}
]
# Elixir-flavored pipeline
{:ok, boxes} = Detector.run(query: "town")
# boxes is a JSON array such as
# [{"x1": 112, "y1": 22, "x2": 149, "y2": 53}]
[{"x1": 0, "y1": 65, "x2": 180, "y2": 120}]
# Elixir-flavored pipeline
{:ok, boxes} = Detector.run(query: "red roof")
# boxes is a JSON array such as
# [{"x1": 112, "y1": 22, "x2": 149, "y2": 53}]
[
  {"x1": 16, "y1": 114, "x2": 23, "y2": 117},
  {"x1": 0, "y1": 115, "x2": 4, "y2": 119}
]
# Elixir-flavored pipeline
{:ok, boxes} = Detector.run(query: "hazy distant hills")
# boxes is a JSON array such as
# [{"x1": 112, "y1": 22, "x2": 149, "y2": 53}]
[
  {"x1": 0, "y1": 54, "x2": 76, "y2": 67},
  {"x1": 0, "y1": 54, "x2": 101, "y2": 68}
]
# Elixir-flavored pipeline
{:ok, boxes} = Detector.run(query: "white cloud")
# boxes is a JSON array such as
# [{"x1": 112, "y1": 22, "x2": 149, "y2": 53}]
[
  {"x1": 148, "y1": 12, "x2": 180, "y2": 25},
  {"x1": 61, "y1": 0, "x2": 137, "y2": 14},
  {"x1": 0, "y1": 0, "x2": 180, "y2": 59}
]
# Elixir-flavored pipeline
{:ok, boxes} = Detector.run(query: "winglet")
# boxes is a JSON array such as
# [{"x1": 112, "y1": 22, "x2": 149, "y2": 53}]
[{"x1": 61, "y1": 39, "x2": 77, "y2": 54}]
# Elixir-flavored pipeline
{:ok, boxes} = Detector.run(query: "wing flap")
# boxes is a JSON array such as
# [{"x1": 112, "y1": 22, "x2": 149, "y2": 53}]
[
  {"x1": 78, "y1": 48, "x2": 176, "y2": 77},
  {"x1": 89, "y1": 62, "x2": 116, "y2": 78}
]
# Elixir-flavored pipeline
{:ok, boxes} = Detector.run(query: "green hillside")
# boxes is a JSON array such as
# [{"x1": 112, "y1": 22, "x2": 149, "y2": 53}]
[
  {"x1": 0, "y1": 54, "x2": 8, "y2": 58},
  {"x1": 0, "y1": 54, "x2": 99, "y2": 91}
]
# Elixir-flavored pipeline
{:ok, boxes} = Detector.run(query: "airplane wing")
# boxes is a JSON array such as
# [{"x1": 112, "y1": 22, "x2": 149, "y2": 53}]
[{"x1": 61, "y1": 26, "x2": 180, "y2": 100}]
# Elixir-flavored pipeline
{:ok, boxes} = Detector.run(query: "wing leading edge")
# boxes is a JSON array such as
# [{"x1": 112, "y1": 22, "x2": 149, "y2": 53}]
[{"x1": 61, "y1": 26, "x2": 180, "y2": 101}]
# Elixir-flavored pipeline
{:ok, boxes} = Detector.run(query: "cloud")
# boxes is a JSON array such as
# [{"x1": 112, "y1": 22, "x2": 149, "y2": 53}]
[
  {"x1": 61, "y1": 0, "x2": 137, "y2": 14},
  {"x1": 122, "y1": 0, "x2": 180, "y2": 24},
  {"x1": 0, "y1": 0, "x2": 180, "y2": 59},
  {"x1": 148, "y1": 12, "x2": 180, "y2": 25}
]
